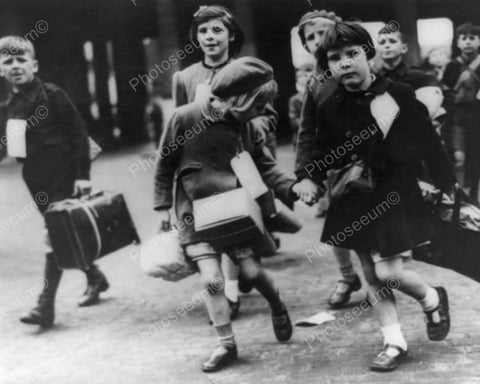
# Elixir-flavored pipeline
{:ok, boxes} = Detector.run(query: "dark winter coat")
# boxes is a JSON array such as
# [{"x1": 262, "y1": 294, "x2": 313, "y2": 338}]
[
  {"x1": 154, "y1": 101, "x2": 296, "y2": 246},
  {"x1": 305, "y1": 77, "x2": 455, "y2": 257},
  {"x1": 2, "y1": 77, "x2": 90, "y2": 213}
]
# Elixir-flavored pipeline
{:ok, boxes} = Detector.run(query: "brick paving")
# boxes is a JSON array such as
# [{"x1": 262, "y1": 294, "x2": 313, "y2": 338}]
[{"x1": 1, "y1": 144, "x2": 479, "y2": 384}]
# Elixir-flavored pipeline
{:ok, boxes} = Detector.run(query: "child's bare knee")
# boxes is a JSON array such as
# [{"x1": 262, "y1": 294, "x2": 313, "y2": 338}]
[{"x1": 375, "y1": 262, "x2": 397, "y2": 283}]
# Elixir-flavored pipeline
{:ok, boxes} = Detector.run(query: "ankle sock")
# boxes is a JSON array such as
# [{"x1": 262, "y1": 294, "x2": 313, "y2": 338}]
[
  {"x1": 339, "y1": 263, "x2": 356, "y2": 283},
  {"x1": 225, "y1": 280, "x2": 239, "y2": 303},
  {"x1": 419, "y1": 286, "x2": 439, "y2": 312},
  {"x1": 381, "y1": 323, "x2": 407, "y2": 355},
  {"x1": 214, "y1": 323, "x2": 236, "y2": 348}
]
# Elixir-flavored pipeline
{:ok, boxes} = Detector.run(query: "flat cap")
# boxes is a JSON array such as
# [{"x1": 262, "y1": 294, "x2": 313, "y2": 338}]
[{"x1": 210, "y1": 57, "x2": 273, "y2": 98}]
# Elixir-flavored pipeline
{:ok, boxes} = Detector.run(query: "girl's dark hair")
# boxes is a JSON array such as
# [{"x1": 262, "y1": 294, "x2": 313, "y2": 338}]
[
  {"x1": 189, "y1": 5, "x2": 245, "y2": 58},
  {"x1": 316, "y1": 22, "x2": 376, "y2": 70}
]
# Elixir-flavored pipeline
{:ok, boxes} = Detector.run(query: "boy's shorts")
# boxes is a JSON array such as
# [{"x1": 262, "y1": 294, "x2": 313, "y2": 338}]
[{"x1": 184, "y1": 242, "x2": 255, "y2": 263}]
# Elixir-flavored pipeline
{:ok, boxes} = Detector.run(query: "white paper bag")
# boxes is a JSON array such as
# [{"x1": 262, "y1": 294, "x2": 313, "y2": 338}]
[
  {"x1": 6, "y1": 119, "x2": 27, "y2": 158},
  {"x1": 138, "y1": 230, "x2": 195, "y2": 281}
]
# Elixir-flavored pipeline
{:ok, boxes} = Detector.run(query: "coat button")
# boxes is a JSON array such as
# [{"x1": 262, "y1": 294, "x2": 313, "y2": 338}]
[
  {"x1": 351, "y1": 154, "x2": 358, "y2": 161},
  {"x1": 346, "y1": 131, "x2": 352, "y2": 138}
]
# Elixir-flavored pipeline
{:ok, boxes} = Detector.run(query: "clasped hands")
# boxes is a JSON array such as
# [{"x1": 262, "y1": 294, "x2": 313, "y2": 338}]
[{"x1": 292, "y1": 178, "x2": 325, "y2": 206}]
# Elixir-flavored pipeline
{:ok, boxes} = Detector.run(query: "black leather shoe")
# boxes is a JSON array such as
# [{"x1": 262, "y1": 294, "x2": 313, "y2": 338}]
[
  {"x1": 328, "y1": 274, "x2": 362, "y2": 309},
  {"x1": 272, "y1": 308, "x2": 293, "y2": 342},
  {"x1": 425, "y1": 286, "x2": 450, "y2": 341},
  {"x1": 78, "y1": 275, "x2": 109, "y2": 307},
  {"x1": 369, "y1": 344, "x2": 408, "y2": 372},
  {"x1": 201, "y1": 345, "x2": 238, "y2": 373},
  {"x1": 20, "y1": 304, "x2": 54, "y2": 327}
]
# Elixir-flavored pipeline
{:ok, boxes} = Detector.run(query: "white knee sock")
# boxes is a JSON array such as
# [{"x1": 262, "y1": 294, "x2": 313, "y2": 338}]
[
  {"x1": 419, "y1": 286, "x2": 439, "y2": 312},
  {"x1": 224, "y1": 280, "x2": 239, "y2": 303},
  {"x1": 381, "y1": 323, "x2": 407, "y2": 355}
]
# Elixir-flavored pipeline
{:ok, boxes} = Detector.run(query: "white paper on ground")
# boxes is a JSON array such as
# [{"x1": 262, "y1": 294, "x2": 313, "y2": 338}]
[{"x1": 295, "y1": 311, "x2": 336, "y2": 327}]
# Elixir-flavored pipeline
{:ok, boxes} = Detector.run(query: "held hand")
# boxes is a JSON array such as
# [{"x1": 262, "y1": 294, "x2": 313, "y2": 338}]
[
  {"x1": 157, "y1": 209, "x2": 171, "y2": 232},
  {"x1": 454, "y1": 151, "x2": 465, "y2": 167},
  {"x1": 293, "y1": 178, "x2": 321, "y2": 206},
  {"x1": 73, "y1": 179, "x2": 92, "y2": 197}
]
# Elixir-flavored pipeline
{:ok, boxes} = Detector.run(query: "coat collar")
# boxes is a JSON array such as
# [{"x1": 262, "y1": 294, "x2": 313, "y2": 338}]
[
  {"x1": 379, "y1": 60, "x2": 408, "y2": 77},
  {"x1": 333, "y1": 76, "x2": 392, "y2": 106},
  {"x1": 4, "y1": 76, "x2": 47, "y2": 106}
]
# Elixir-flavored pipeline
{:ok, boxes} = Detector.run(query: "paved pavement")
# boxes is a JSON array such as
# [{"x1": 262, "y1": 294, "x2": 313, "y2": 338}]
[{"x1": 1, "y1": 144, "x2": 480, "y2": 384}]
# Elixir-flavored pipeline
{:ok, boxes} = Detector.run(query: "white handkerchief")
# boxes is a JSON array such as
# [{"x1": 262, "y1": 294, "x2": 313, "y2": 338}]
[
  {"x1": 295, "y1": 311, "x2": 335, "y2": 327},
  {"x1": 6, "y1": 119, "x2": 27, "y2": 158}
]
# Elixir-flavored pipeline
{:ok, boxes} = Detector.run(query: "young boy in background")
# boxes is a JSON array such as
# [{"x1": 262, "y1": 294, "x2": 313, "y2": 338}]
[{"x1": 0, "y1": 36, "x2": 109, "y2": 327}]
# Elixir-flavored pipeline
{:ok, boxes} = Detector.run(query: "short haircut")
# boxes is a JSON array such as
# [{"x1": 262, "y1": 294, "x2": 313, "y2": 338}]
[
  {"x1": 378, "y1": 26, "x2": 404, "y2": 42},
  {"x1": 316, "y1": 22, "x2": 376, "y2": 70},
  {"x1": 297, "y1": 10, "x2": 342, "y2": 47},
  {"x1": 0, "y1": 36, "x2": 35, "y2": 58},
  {"x1": 456, "y1": 22, "x2": 480, "y2": 39},
  {"x1": 189, "y1": 5, "x2": 245, "y2": 58}
]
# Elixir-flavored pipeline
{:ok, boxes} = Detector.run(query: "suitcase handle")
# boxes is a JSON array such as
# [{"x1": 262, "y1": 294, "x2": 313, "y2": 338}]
[{"x1": 78, "y1": 190, "x2": 104, "y2": 201}]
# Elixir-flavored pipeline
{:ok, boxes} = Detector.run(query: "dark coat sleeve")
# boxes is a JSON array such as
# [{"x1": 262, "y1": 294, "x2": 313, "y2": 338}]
[
  {"x1": 55, "y1": 88, "x2": 91, "y2": 180},
  {"x1": 294, "y1": 89, "x2": 318, "y2": 180},
  {"x1": 154, "y1": 112, "x2": 183, "y2": 210},
  {"x1": 172, "y1": 71, "x2": 188, "y2": 108},
  {"x1": 249, "y1": 126, "x2": 297, "y2": 205}
]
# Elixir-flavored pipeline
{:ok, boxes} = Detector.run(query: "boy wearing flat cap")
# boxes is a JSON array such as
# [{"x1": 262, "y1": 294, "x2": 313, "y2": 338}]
[
  {"x1": 154, "y1": 57, "x2": 297, "y2": 372},
  {"x1": 294, "y1": 10, "x2": 363, "y2": 310},
  {"x1": 0, "y1": 36, "x2": 109, "y2": 327}
]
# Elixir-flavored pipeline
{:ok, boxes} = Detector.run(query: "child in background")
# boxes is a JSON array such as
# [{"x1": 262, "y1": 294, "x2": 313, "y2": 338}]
[
  {"x1": 442, "y1": 23, "x2": 480, "y2": 202},
  {"x1": 297, "y1": 21, "x2": 454, "y2": 371},
  {"x1": 0, "y1": 36, "x2": 109, "y2": 327},
  {"x1": 423, "y1": 47, "x2": 450, "y2": 81},
  {"x1": 377, "y1": 27, "x2": 440, "y2": 90},
  {"x1": 294, "y1": 10, "x2": 362, "y2": 309},
  {"x1": 289, "y1": 62, "x2": 314, "y2": 148},
  {"x1": 155, "y1": 57, "x2": 295, "y2": 372}
]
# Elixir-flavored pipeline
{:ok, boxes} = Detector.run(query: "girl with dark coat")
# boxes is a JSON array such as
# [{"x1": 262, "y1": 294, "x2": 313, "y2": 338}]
[
  {"x1": 296, "y1": 22, "x2": 456, "y2": 372},
  {"x1": 154, "y1": 57, "x2": 296, "y2": 372}
]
